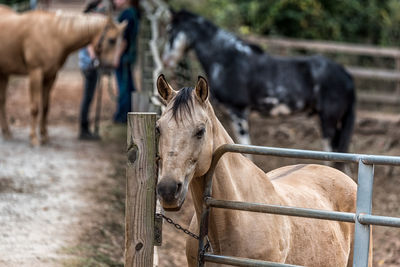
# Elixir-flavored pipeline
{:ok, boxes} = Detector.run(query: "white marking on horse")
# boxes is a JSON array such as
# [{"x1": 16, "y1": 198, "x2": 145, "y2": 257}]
[
  {"x1": 295, "y1": 100, "x2": 305, "y2": 110},
  {"x1": 313, "y1": 84, "x2": 320, "y2": 94},
  {"x1": 215, "y1": 30, "x2": 252, "y2": 55},
  {"x1": 276, "y1": 85, "x2": 287, "y2": 94},
  {"x1": 260, "y1": 97, "x2": 292, "y2": 116},
  {"x1": 229, "y1": 112, "x2": 251, "y2": 146},
  {"x1": 211, "y1": 63, "x2": 222, "y2": 82},
  {"x1": 322, "y1": 138, "x2": 332, "y2": 152},
  {"x1": 261, "y1": 97, "x2": 279, "y2": 105},
  {"x1": 196, "y1": 17, "x2": 205, "y2": 24},
  {"x1": 162, "y1": 31, "x2": 188, "y2": 67},
  {"x1": 270, "y1": 104, "x2": 292, "y2": 116}
]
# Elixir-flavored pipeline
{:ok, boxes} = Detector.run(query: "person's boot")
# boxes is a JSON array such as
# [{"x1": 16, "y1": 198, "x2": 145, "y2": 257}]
[{"x1": 79, "y1": 128, "x2": 100, "y2": 141}]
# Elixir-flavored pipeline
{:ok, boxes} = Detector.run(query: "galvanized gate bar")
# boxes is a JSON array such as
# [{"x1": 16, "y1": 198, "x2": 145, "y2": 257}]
[
  {"x1": 210, "y1": 144, "x2": 400, "y2": 167},
  {"x1": 203, "y1": 254, "x2": 303, "y2": 267},
  {"x1": 353, "y1": 161, "x2": 374, "y2": 267},
  {"x1": 358, "y1": 214, "x2": 400, "y2": 228},
  {"x1": 198, "y1": 144, "x2": 400, "y2": 267},
  {"x1": 205, "y1": 197, "x2": 356, "y2": 223}
]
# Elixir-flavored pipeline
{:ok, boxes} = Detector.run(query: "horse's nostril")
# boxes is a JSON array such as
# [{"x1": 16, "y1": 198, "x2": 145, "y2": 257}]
[
  {"x1": 157, "y1": 179, "x2": 182, "y2": 202},
  {"x1": 176, "y1": 183, "x2": 182, "y2": 193},
  {"x1": 176, "y1": 182, "x2": 183, "y2": 197}
]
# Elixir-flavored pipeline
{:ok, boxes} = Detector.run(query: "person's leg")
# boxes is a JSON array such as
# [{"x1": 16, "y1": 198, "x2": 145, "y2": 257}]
[
  {"x1": 79, "y1": 69, "x2": 98, "y2": 137},
  {"x1": 123, "y1": 63, "x2": 134, "y2": 119},
  {"x1": 114, "y1": 63, "x2": 132, "y2": 123},
  {"x1": 114, "y1": 64, "x2": 124, "y2": 123}
]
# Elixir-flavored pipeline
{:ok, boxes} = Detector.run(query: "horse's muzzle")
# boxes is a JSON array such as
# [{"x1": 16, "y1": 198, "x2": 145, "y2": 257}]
[{"x1": 156, "y1": 178, "x2": 184, "y2": 211}]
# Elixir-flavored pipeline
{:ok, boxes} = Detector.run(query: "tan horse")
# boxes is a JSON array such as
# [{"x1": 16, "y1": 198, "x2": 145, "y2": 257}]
[
  {"x1": 0, "y1": 5, "x2": 126, "y2": 145},
  {"x1": 155, "y1": 75, "x2": 372, "y2": 266}
]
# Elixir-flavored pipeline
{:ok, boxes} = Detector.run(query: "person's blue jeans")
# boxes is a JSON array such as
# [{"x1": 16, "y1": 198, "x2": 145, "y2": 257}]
[
  {"x1": 80, "y1": 68, "x2": 98, "y2": 132},
  {"x1": 114, "y1": 62, "x2": 135, "y2": 123}
]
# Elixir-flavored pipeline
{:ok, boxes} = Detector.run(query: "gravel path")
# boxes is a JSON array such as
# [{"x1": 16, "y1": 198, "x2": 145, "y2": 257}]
[{"x1": 0, "y1": 125, "x2": 114, "y2": 266}]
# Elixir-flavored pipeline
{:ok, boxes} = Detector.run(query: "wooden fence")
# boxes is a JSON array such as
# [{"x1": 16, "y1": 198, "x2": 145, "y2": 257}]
[
  {"x1": 246, "y1": 36, "x2": 400, "y2": 106},
  {"x1": 125, "y1": 112, "x2": 158, "y2": 267}
]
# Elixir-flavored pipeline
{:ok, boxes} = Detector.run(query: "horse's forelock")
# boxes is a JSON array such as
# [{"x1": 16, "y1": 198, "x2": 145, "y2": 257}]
[{"x1": 171, "y1": 87, "x2": 195, "y2": 121}]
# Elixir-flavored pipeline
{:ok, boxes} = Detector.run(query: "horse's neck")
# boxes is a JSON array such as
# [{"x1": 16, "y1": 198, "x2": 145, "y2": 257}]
[
  {"x1": 53, "y1": 12, "x2": 106, "y2": 53},
  {"x1": 192, "y1": 28, "x2": 250, "y2": 74},
  {"x1": 190, "y1": 105, "x2": 280, "y2": 250}
]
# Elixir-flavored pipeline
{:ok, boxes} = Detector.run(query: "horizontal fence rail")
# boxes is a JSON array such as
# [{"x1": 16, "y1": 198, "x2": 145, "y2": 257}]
[
  {"x1": 198, "y1": 144, "x2": 400, "y2": 267},
  {"x1": 245, "y1": 35, "x2": 400, "y2": 106},
  {"x1": 206, "y1": 197, "x2": 400, "y2": 229},
  {"x1": 206, "y1": 144, "x2": 400, "y2": 169},
  {"x1": 246, "y1": 36, "x2": 400, "y2": 58},
  {"x1": 203, "y1": 254, "x2": 303, "y2": 267},
  {"x1": 205, "y1": 198, "x2": 356, "y2": 223}
]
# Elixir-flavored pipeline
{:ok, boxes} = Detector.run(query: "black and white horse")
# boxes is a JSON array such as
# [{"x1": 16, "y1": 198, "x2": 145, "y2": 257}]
[{"x1": 162, "y1": 9, "x2": 356, "y2": 154}]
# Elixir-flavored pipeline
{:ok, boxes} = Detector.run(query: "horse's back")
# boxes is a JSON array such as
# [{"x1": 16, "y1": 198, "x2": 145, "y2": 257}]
[
  {"x1": 268, "y1": 164, "x2": 357, "y2": 266},
  {"x1": 0, "y1": 9, "x2": 62, "y2": 75},
  {"x1": 0, "y1": 4, "x2": 15, "y2": 14},
  {"x1": 270, "y1": 164, "x2": 356, "y2": 211}
]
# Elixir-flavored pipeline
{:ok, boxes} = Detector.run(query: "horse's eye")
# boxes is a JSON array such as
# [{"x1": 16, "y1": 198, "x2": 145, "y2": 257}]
[
  {"x1": 108, "y1": 38, "x2": 116, "y2": 45},
  {"x1": 195, "y1": 128, "x2": 205, "y2": 139}
]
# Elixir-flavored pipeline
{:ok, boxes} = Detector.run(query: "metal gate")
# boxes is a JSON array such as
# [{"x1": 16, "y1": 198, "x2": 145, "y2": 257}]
[{"x1": 197, "y1": 144, "x2": 400, "y2": 267}]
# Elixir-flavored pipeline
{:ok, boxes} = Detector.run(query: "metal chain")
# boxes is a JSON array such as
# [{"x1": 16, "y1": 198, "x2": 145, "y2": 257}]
[
  {"x1": 156, "y1": 212, "x2": 212, "y2": 264},
  {"x1": 156, "y1": 213, "x2": 199, "y2": 240}
]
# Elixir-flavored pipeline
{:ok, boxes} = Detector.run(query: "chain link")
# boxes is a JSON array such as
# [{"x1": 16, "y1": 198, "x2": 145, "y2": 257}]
[
  {"x1": 156, "y1": 212, "x2": 212, "y2": 263},
  {"x1": 156, "y1": 213, "x2": 199, "y2": 240}
]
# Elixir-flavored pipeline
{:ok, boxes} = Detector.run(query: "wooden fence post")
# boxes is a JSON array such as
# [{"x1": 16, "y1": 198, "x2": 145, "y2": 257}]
[{"x1": 125, "y1": 112, "x2": 157, "y2": 267}]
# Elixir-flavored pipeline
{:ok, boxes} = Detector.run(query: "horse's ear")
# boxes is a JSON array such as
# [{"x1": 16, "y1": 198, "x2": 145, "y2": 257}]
[
  {"x1": 195, "y1": 76, "x2": 209, "y2": 103},
  {"x1": 157, "y1": 74, "x2": 176, "y2": 104}
]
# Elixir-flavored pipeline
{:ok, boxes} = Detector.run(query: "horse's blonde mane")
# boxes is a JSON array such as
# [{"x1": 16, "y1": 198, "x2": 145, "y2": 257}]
[{"x1": 53, "y1": 10, "x2": 107, "y2": 35}]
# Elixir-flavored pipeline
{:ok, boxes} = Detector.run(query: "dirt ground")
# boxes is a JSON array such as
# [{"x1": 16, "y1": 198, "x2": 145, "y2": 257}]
[{"x1": 0, "y1": 71, "x2": 126, "y2": 266}]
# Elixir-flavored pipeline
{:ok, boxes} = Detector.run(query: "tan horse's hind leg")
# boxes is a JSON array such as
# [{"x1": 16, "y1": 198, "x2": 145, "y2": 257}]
[
  {"x1": 29, "y1": 68, "x2": 43, "y2": 146},
  {"x1": 40, "y1": 74, "x2": 57, "y2": 144},
  {"x1": 0, "y1": 74, "x2": 10, "y2": 139}
]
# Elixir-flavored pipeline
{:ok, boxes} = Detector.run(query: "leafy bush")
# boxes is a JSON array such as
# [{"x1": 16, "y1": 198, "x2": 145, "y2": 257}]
[{"x1": 169, "y1": 0, "x2": 399, "y2": 46}]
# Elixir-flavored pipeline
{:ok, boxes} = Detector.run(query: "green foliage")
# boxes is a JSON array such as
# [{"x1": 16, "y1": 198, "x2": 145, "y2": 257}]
[
  {"x1": 168, "y1": 0, "x2": 399, "y2": 46},
  {"x1": 380, "y1": 0, "x2": 400, "y2": 45}
]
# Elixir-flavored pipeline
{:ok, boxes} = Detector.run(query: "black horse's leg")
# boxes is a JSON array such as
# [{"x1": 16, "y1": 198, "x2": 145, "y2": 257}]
[
  {"x1": 319, "y1": 115, "x2": 336, "y2": 152},
  {"x1": 319, "y1": 113, "x2": 352, "y2": 175},
  {"x1": 227, "y1": 107, "x2": 251, "y2": 146}
]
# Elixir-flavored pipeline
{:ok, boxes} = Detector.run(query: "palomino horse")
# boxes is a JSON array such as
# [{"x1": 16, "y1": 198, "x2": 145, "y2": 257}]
[
  {"x1": 155, "y1": 75, "x2": 371, "y2": 266},
  {"x1": 0, "y1": 5, "x2": 126, "y2": 145},
  {"x1": 162, "y1": 10, "x2": 356, "y2": 156}
]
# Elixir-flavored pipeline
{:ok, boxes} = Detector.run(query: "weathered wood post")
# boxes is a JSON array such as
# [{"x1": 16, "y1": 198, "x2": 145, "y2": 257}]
[{"x1": 125, "y1": 112, "x2": 157, "y2": 266}]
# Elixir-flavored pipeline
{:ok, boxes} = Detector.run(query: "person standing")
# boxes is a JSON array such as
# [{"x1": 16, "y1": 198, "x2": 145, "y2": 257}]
[
  {"x1": 77, "y1": 0, "x2": 105, "y2": 140},
  {"x1": 113, "y1": 0, "x2": 140, "y2": 123}
]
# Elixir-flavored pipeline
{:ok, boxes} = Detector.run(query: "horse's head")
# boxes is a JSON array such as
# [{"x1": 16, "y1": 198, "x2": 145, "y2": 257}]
[
  {"x1": 93, "y1": 16, "x2": 127, "y2": 68},
  {"x1": 162, "y1": 10, "x2": 205, "y2": 68},
  {"x1": 156, "y1": 74, "x2": 214, "y2": 211}
]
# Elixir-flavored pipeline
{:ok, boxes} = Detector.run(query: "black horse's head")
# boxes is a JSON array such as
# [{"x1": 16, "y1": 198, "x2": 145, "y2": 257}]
[{"x1": 162, "y1": 9, "x2": 216, "y2": 67}]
